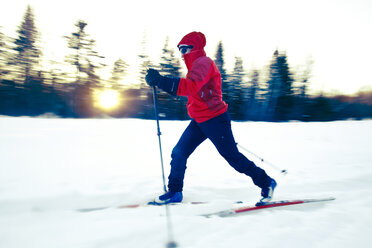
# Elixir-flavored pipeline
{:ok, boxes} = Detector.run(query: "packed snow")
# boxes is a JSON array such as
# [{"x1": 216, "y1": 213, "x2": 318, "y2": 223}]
[{"x1": 1, "y1": 117, "x2": 372, "y2": 248}]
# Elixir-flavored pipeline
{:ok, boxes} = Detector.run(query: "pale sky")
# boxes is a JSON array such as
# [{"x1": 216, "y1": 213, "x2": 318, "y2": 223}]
[{"x1": 1, "y1": 0, "x2": 372, "y2": 95}]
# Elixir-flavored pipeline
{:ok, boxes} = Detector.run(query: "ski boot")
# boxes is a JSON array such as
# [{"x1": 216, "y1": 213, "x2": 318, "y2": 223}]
[
  {"x1": 149, "y1": 191, "x2": 183, "y2": 205},
  {"x1": 259, "y1": 178, "x2": 277, "y2": 204}
]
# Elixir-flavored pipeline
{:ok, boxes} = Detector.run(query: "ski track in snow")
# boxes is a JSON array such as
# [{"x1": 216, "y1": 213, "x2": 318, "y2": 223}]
[{"x1": 0, "y1": 117, "x2": 372, "y2": 248}]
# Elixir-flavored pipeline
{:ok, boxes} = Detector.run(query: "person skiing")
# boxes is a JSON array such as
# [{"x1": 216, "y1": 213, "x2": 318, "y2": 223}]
[{"x1": 145, "y1": 31, "x2": 276, "y2": 205}]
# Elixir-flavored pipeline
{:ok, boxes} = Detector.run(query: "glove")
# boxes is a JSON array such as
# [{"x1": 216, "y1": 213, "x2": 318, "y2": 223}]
[
  {"x1": 145, "y1": 69, "x2": 161, "y2": 86},
  {"x1": 145, "y1": 68, "x2": 180, "y2": 96}
]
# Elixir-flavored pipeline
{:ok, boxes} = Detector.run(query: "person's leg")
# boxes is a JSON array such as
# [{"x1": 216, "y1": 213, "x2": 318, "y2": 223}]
[
  {"x1": 168, "y1": 120, "x2": 207, "y2": 192},
  {"x1": 199, "y1": 112, "x2": 272, "y2": 189}
]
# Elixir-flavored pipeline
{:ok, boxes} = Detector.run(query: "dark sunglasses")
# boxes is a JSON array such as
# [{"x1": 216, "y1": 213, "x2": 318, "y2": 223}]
[{"x1": 179, "y1": 45, "x2": 194, "y2": 55}]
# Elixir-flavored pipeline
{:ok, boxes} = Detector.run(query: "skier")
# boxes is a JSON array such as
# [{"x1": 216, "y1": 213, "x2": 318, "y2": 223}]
[{"x1": 145, "y1": 31, "x2": 276, "y2": 205}]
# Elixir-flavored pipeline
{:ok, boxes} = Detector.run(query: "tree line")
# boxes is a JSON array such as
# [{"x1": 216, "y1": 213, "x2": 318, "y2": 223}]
[{"x1": 1, "y1": 6, "x2": 371, "y2": 121}]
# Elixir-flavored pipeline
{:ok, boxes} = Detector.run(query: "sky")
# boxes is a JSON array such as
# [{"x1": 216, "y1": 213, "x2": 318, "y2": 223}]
[{"x1": 0, "y1": 0, "x2": 372, "y2": 95}]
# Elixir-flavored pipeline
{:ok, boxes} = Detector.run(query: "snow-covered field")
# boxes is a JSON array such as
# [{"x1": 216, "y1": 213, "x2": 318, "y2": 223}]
[{"x1": 1, "y1": 117, "x2": 372, "y2": 248}]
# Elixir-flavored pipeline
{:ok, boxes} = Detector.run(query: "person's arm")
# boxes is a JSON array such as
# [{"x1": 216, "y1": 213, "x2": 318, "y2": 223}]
[{"x1": 145, "y1": 69, "x2": 180, "y2": 96}]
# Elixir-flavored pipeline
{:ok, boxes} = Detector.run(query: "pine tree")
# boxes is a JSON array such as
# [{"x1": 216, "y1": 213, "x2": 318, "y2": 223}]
[
  {"x1": 292, "y1": 57, "x2": 313, "y2": 120},
  {"x1": 229, "y1": 56, "x2": 246, "y2": 120},
  {"x1": 137, "y1": 31, "x2": 154, "y2": 119},
  {"x1": 64, "y1": 20, "x2": 105, "y2": 117},
  {"x1": 84, "y1": 39, "x2": 106, "y2": 88},
  {"x1": 64, "y1": 20, "x2": 104, "y2": 84},
  {"x1": 138, "y1": 31, "x2": 153, "y2": 87},
  {"x1": 12, "y1": 5, "x2": 41, "y2": 84},
  {"x1": 159, "y1": 37, "x2": 182, "y2": 77},
  {"x1": 9, "y1": 5, "x2": 46, "y2": 116},
  {"x1": 300, "y1": 57, "x2": 313, "y2": 99},
  {"x1": 0, "y1": 27, "x2": 10, "y2": 79},
  {"x1": 109, "y1": 58, "x2": 128, "y2": 89},
  {"x1": 214, "y1": 41, "x2": 227, "y2": 83},
  {"x1": 157, "y1": 37, "x2": 186, "y2": 119},
  {"x1": 214, "y1": 41, "x2": 232, "y2": 109},
  {"x1": 265, "y1": 50, "x2": 294, "y2": 121},
  {"x1": 0, "y1": 27, "x2": 14, "y2": 115},
  {"x1": 246, "y1": 70, "x2": 260, "y2": 120}
]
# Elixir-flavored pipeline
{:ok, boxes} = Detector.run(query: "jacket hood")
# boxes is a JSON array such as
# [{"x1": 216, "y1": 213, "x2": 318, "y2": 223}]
[
  {"x1": 178, "y1": 31, "x2": 206, "y2": 51},
  {"x1": 178, "y1": 32, "x2": 207, "y2": 70}
]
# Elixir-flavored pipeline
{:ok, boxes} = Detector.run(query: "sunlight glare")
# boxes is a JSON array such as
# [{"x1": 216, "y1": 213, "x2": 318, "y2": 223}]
[{"x1": 96, "y1": 89, "x2": 120, "y2": 110}]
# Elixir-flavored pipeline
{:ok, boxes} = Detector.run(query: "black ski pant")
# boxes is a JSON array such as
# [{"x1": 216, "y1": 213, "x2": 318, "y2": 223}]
[{"x1": 168, "y1": 111, "x2": 272, "y2": 192}]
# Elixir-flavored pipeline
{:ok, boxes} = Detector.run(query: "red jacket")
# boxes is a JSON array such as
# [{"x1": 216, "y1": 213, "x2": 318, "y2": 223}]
[{"x1": 177, "y1": 32, "x2": 227, "y2": 123}]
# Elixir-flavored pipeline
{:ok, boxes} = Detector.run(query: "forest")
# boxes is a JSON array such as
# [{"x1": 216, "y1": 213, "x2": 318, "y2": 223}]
[{"x1": 1, "y1": 6, "x2": 371, "y2": 121}]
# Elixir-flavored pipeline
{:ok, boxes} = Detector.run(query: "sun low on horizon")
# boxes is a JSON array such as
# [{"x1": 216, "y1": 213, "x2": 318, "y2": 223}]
[{"x1": 94, "y1": 89, "x2": 121, "y2": 111}]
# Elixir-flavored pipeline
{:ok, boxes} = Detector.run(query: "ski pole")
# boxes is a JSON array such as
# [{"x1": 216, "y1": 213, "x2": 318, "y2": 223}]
[
  {"x1": 236, "y1": 143, "x2": 288, "y2": 175},
  {"x1": 152, "y1": 85, "x2": 178, "y2": 248},
  {"x1": 152, "y1": 85, "x2": 167, "y2": 192}
]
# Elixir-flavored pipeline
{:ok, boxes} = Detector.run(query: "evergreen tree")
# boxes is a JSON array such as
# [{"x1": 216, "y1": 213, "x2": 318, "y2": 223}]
[
  {"x1": 214, "y1": 41, "x2": 231, "y2": 109},
  {"x1": 264, "y1": 50, "x2": 280, "y2": 120},
  {"x1": 157, "y1": 37, "x2": 186, "y2": 119},
  {"x1": 64, "y1": 20, "x2": 105, "y2": 117},
  {"x1": 137, "y1": 32, "x2": 153, "y2": 119},
  {"x1": 265, "y1": 50, "x2": 294, "y2": 121},
  {"x1": 294, "y1": 57, "x2": 313, "y2": 98},
  {"x1": 109, "y1": 58, "x2": 128, "y2": 89},
  {"x1": 138, "y1": 32, "x2": 153, "y2": 87},
  {"x1": 276, "y1": 52, "x2": 294, "y2": 120},
  {"x1": 84, "y1": 39, "x2": 106, "y2": 88},
  {"x1": 214, "y1": 41, "x2": 227, "y2": 83},
  {"x1": 64, "y1": 20, "x2": 104, "y2": 84},
  {"x1": 9, "y1": 5, "x2": 46, "y2": 116},
  {"x1": 0, "y1": 27, "x2": 10, "y2": 79},
  {"x1": 246, "y1": 70, "x2": 260, "y2": 120},
  {"x1": 138, "y1": 52, "x2": 152, "y2": 87},
  {"x1": 159, "y1": 37, "x2": 182, "y2": 77},
  {"x1": 292, "y1": 57, "x2": 313, "y2": 120},
  {"x1": 228, "y1": 56, "x2": 246, "y2": 120},
  {"x1": 0, "y1": 27, "x2": 14, "y2": 115},
  {"x1": 12, "y1": 5, "x2": 42, "y2": 84}
]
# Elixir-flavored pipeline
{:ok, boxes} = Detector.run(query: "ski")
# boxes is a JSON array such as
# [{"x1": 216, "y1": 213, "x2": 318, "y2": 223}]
[
  {"x1": 77, "y1": 203, "x2": 149, "y2": 212},
  {"x1": 77, "y1": 197, "x2": 335, "y2": 214},
  {"x1": 118, "y1": 200, "x2": 223, "y2": 208},
  {"x1": 77, "y1": 200, "x2": 244, "y2": 212},
  {"x1": 77, "y1": 204, "x2": 148, "y2": 212},
  {"x1": 202, "y1": 197, "x2": 335, "y2": 218}
]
